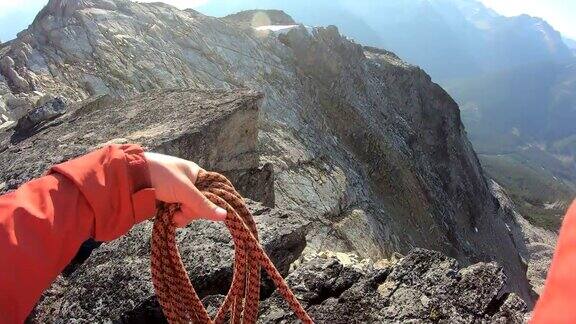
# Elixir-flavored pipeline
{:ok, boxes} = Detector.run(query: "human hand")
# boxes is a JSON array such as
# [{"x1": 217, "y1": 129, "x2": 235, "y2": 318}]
[{"x1": 144, "y1": 152, "x2": 227, "y2": 227}]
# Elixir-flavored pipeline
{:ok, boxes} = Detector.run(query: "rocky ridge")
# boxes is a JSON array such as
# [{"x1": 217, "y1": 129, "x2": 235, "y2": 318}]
[
  {"x1": 0, "y1": 0, "x2": 555, "y2": 315},
  {"x1": 6, "y1": 88, "x2": 525, "y2": 322}
]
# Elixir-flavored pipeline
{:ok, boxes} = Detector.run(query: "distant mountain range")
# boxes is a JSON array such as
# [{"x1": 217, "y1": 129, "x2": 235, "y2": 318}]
[
  {"x1": 334, "y1": 0, "x2": 572, "y2": 81},
  {"x1": 200, "y1": 0, "x2": 576, "y2": 230},
  {"x1": 202, "y1": 0, "x2": 573, "y2": 81},
  {"x1": 448, "y1": 60, "x2": 576, "y2": 156}
]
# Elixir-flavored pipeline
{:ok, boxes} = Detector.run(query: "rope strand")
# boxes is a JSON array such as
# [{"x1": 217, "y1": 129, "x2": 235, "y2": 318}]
[{"x1": 151, "y1": 170, "x2": 314, "y2": 324}]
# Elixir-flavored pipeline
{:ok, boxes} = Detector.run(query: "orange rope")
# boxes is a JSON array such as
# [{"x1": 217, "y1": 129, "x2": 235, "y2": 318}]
[{"x1": 151, "y1": 170, "x2": 314, "y2": 324}]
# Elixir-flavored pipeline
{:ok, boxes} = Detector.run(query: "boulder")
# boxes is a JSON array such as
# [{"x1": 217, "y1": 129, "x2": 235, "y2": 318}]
[
  {"x1": 0, "y1": 88, "x2": 263, "y2": 194},
  {"x1": 15, "y1": 97, "x2": 66, "y2": 133},
  {"x1": 29, "y1": 215, "x2": 528, "y2": 323}
]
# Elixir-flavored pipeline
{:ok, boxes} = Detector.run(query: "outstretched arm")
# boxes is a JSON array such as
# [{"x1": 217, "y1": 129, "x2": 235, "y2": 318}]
[
  {"x1": 532, "y1": 200, "x2": 576, "y2": 323},
  {"x1": 0, "y1": 144, "x2": 226, "y2": 322}
]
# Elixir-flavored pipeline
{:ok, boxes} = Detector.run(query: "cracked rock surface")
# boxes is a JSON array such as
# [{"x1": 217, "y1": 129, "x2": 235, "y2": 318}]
[{"x1": 258, "y1": 249, "x2": 527, "y2": 323}]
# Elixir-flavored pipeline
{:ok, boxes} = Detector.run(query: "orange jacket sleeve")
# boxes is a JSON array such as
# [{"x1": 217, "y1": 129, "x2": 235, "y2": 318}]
[
  {"x1": 532, "y1": 200, "x2": 576, "y2": 323},
  {"x1": 0, "y1": 144, "x2": 156, "y2": 323}
]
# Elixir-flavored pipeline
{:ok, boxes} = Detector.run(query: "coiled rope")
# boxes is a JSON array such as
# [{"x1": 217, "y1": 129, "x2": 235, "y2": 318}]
[{"x1": 151, "y1": 170, "x2": 314, "y2": 324}]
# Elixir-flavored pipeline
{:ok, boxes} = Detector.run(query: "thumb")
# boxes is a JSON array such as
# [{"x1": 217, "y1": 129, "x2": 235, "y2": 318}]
[
  {"x1": 173, "y1": 202, "x2": 228, "y2": 227},
  {"x1": 182, "y1": 184, "x2": 228, "y2": 222}
]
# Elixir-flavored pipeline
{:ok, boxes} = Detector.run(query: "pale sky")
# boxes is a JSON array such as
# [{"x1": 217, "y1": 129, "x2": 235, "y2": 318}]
[
  {"x1": 481, "y1": 0, "x2": 576, "y2": 39},
  {"x1": 1, "y1": 0, "x2": 575, "y2": 41}
]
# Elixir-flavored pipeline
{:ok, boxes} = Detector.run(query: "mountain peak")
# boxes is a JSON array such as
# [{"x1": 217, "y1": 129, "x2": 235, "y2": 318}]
[
  {"x1": 223, "y1": 9, "x2": 296, "y2": 27},
  {"x1": 46, "y1": 0, "x2": 124, "y2": 13},
  {"x1": 34, "y1": 0, "x2": 126, "y2": 23}
]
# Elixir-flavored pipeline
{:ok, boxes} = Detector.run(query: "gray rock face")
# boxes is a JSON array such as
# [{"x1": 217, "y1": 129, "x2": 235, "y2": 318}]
[
  {"x1": 262, "y1": 250, "x2": 526, "y2": 323},
  {"x1": 29, "y1": 199, "x2": 309, "y2": 322},
  {"x1": 0, "y1": 88, "x2": 263, "y2": 193},
  {"x1": 489, "y1": 180, "x2": 558, "y2": 297},
  {"x1": 29, "y1": 202, "x2": 527, "y2": 323},
  {"x1": 0, "y1": 0, "x2": 551, "y2": 309},
  {"x1": 0, "y1": 55, "x2": 31, "y2": 93}
]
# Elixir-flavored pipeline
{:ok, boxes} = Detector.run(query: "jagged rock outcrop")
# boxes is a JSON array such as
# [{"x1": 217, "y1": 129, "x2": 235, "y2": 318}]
[
  {"x1": 0, "y1": 0, "x2": 551, "y2": 312},
  {"x1": 489, "y1": 180, "x2": 558, "y2": 297},
  {"x1": 258, "y1": 249, "x2": 527, "y2": 323},
  {"x1": 15, "y1": 96, "x2": 66, "y2": 132}
]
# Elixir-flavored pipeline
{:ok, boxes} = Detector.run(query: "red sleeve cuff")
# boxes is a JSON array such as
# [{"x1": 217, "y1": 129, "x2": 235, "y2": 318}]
[
  {"x1": 132, "y1": 188, "x2": 157, "y2": 224},
  {"x1": 123, "y1": 144, "x2": 156, "y2": 225},
  {"x1": 49, "y1": 144, "x2": 156, "y2": 241},
  {"x1": 122, "y1": 144, "x2": 152, "y2": 192}
]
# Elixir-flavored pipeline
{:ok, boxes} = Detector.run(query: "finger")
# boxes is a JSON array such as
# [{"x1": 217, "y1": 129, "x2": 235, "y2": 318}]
[
  {"x1": 173, "y1": 204, "x2": 226, "y2": 228},
  {"x1": 182, "y1": 184, "x2": 228, "y2": 222}
]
